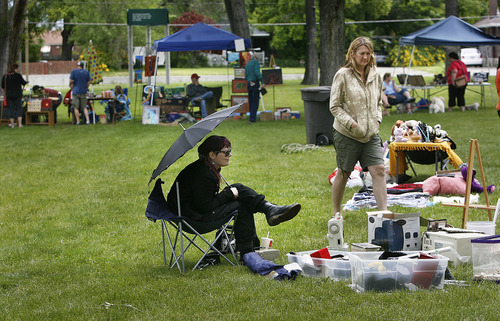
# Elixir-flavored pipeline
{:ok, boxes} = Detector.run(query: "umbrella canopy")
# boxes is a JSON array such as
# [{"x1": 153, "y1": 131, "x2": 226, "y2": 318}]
[
  {"x1": 149, "y1": 105, "x2": 241, "y2": 185},
  {"x1": 85, "y1": 41, "x2": 103, "y2": 85}
]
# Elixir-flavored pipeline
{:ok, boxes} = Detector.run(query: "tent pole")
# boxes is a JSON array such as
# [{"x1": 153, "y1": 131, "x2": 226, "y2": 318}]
[
  {"x1": 404, "y1": 45, "x2": 416, "y2": 87},
  {"x1": 151, "y1": 55, "x2": 159, "y2": 106},
  {"x1": 393, "y1": 43, "x2": 402, "y2": 78}
]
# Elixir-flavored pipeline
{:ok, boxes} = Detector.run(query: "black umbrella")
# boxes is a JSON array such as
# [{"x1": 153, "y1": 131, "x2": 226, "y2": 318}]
[{"x1": 149, "y1": 104, "x2": 241, "y2": 185}]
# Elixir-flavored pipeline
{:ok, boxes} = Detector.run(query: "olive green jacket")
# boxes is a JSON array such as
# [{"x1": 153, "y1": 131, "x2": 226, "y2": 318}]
[{"x1": 329, "y1": 66, "x2": 383, "y2": 143}]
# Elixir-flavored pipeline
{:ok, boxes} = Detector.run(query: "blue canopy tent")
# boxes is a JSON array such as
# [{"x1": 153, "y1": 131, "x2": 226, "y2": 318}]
[
  {"x1": 153, "y1": 22, "x2": 251, "y2": 52},
  {"x1": 397, "y1": 15, "x2": 500, "y2": 85},
  {"x1": 148, "y1": 23, "x2": 252, "y2": 105}
]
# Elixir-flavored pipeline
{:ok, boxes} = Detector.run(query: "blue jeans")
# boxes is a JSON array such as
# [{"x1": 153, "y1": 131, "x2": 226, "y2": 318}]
[
  {"x1": 190, "y1": 91, "x2": 213, "y2": 118},
  {"x1": 247, "y1": 81, "x2": 260, "y2": 122},
  {"x1": 387, "y1": 88, "x2": 410, "y2": 105}
]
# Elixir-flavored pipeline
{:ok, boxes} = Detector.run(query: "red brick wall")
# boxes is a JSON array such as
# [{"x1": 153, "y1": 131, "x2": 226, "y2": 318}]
[{"x1": 22, "y1": 61, "x2": 78, "y2": 75}]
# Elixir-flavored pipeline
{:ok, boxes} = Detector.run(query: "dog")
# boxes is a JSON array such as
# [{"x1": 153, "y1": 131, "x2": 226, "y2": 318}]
[
  {"x1": 429, "y1": 96, "x2": 445, "y2": 113},
  {"x1": 465, "y1": 102, "x2": 479, "y2": 111}
]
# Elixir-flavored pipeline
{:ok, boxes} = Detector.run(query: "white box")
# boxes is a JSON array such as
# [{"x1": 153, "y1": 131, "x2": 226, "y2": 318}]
[
  {"x1": 422, "y1": 231, "x2": 486, "y2": 265},
  {"x1": 28, "y1": 99, "x2": 42, "y2": 111},
  {"x1": 367, "y1": 211, "x2": 421, "y2": 251}
]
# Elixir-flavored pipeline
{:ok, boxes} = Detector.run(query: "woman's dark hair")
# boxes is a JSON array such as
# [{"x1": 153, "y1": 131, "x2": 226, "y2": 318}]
[
  {"x1": 198, "y1": 135, "x2": 231, "y2": 158},
  {"x1": 8, "y1": 63, "x2": 19, "y2": 73},
  {"x1": 497, "y1": 57, "x2": 500, "y2": 70},
  {"x1": 448, "y1": 52, "x2": 459, "y2": 60}
]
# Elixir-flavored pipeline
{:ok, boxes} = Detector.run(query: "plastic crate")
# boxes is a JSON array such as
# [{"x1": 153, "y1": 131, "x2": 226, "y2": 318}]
[
  {"x1": 287, "y1": 249, "x2": 351, "y2": 280},
  {"x1": 348, "y1": 252, "x2": 449, "y2": 292}
]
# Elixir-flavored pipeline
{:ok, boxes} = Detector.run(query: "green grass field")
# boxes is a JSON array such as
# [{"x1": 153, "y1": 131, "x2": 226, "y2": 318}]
[{"x1": 1, "y1": 72, "x2": 500, "y2": 320}]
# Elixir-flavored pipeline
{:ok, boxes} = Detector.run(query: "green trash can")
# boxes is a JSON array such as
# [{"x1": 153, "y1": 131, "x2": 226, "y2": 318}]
[{"x1": 300, "y1": 86, "x2": 333, "y2": 145}]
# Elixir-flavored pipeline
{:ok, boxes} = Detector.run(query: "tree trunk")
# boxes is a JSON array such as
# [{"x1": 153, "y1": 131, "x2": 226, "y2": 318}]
[
  {"x1": 8, "y1": 0, "x2": 28, "y2": 66},
  {"x1": 61, "y1": 24, "x2": 74, "y2": 61},
  {"x1": 0, "y1": 0, "x2": 9, "y2": 80},
  {"x1": 224, "y1": 0, "x2": 251, "y2": 40},
  {"x1": 319, "y1": 0, "x2": 345, "y2": 86},
  {"x1": 444, "y1": 0, "x2": 460, "y2": 72},
  {"x1": 301, "y1": 0, "x2": 318, "y2": 85}
]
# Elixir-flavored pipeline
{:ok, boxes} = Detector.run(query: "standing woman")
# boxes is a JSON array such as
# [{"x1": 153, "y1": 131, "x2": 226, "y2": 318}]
[
  {"x1": 329, "y1": 37, "x2": 387, "y2": 215},
  {"x1": 496, "y1": 57, "x2": 500, "y2": 118},
  {"x1": 1, "y1": 63, "x2": 29, "y2": 128},
  {"x1": 446, "y1": 52, "x2": 468, "y2": 112}
]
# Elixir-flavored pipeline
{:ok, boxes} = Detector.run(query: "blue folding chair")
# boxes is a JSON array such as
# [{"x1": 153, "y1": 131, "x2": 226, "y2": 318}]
[{"x1": 145, "y1": 178, "x2": 238, "y2": 272}]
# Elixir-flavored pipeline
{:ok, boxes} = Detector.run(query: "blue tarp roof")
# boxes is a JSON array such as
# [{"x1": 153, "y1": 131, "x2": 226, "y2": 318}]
[
  {"x1": 400, "y1": 15, "x2": 500, "y2": 46},
  {"x1": 153, "y1": 22, "x2": 252, "y2": 52}
]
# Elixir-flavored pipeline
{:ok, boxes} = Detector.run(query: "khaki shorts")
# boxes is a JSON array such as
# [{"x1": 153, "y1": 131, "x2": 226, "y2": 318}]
[
  {"x1": 72, "y1": 94, "x2": 88, "y2": 112},
  {"x1": 332, "y1": 129, "x2": 384, "y2": 173}
]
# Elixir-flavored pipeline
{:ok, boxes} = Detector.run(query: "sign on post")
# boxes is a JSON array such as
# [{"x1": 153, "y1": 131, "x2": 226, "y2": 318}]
[{"x1": 127, "y1": 9, "x2": 169, "y2": 26}]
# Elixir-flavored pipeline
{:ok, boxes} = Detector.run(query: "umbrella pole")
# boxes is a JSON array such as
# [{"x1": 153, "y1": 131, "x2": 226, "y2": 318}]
[{"x1": 219, "y1": 172, "x2": 231, "y2": 188}]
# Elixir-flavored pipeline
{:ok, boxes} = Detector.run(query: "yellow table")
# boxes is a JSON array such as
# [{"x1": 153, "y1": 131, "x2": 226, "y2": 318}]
[{"x1": 389, "y1": 141, "x2": 463, "y2": 181}]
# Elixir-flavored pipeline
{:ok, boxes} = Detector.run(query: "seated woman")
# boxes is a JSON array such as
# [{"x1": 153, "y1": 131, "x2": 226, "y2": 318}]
[
  {"x1": 107, "y1": 85, "x2": 132, "y2": 121},
  {"x1": 383, "y1": 73, "x2": 416, "y2": 114},
  {"x1": 166, "y1": 135, "x2": 301, "y2": 260}
]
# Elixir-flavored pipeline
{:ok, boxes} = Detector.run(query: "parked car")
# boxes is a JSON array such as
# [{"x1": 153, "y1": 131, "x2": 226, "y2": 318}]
[
  {"x1": 460, "y1": 48, "x2": 482, "y2": 66},
  {"x1": 375, "y1": 52, "x2": 388, "y2": 66}
]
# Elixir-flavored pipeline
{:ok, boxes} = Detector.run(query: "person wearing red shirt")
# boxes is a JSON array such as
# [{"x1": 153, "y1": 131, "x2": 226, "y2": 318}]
[{"x1": 446, "y1": 52, "x2": 469, "y2": 112}]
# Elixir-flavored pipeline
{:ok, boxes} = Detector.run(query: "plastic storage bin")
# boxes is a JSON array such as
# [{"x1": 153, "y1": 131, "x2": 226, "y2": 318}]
[
  {"x1": 348, "y1": 252, "x2": 449, "y2": 292},
  {"x1": 287, "y1": 249, "x2": 351, "y2": 280},
  {"x1": 470, "y1": 234, "x2": 500, "y2": 278}
]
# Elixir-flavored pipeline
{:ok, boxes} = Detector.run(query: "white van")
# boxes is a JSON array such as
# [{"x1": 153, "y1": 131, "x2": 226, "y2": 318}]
[{"x1": 460, "y1": 48, "x2": 482, "y2": 66}]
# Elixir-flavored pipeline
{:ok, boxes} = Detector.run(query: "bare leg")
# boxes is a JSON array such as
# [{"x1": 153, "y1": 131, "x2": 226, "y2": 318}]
[
  {"x1": 332, "y1": 170, "x2": 349, "y2": 214},
  {"x1": 9, "y1": 118, "x2": 15, "y2": 128},
  {"x1": 368, "y1": 164, "x2": 388, "y2": 211},
  {"x1": 17, "y1": 116, "x2": 23, "y2": 128},
  {"x1": 83, "y1": 108, "x2": 90, "y2": 123},
  {"x1": 73, "y1": 107, "x2": 80, "y2": 124}
]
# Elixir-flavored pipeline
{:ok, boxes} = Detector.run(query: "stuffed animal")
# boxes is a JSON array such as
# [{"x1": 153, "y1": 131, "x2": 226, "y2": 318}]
[
  {"x1": 393, "y1": 126, "x2": 407, "y2": 142},
  {"x1": 429, "y1": 96, "x2": 445, "y2": 113},
  {"x1": 433, "y1": 124, "x2": 448, "y2": 141},
  {"x1": 460, "y1": 165, "x2": 495, "y2": 194},
  {"x1": 423, "y1": 165, "x2": 495, "y2": 196}
]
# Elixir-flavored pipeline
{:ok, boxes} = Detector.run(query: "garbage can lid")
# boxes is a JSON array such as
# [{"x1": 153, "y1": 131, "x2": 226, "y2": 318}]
[{"x1": 300, "y1": 86, "x2": 331, "y2": 93}]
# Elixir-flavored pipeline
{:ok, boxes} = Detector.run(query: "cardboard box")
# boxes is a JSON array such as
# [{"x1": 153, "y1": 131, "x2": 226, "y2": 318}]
[
  {"x1": 28, "y1": 99, "x2": 42, "y2": 112},
  {"x1": 259, "y1": 111, "x2": 274, "y2": 121},
  {"x1": 422, "y1": 230, "x2": 485, "y2": 265},
  {"x1": 348, "y1": 251, "x2": 449, "y2": 292},
  {"x1": 367, "y1": 211, "x2": 421, "y2": 251}
]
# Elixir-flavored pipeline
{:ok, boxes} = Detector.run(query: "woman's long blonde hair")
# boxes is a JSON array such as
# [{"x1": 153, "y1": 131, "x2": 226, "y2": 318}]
[{"x1": 343, "y1": 37, "x2": 376, "y2": 74}]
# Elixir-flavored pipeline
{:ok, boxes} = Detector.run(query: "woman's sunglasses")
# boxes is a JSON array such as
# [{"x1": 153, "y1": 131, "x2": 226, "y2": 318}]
[{"x1": 216, "y1": 149, "x2": 232, "y2": 157}]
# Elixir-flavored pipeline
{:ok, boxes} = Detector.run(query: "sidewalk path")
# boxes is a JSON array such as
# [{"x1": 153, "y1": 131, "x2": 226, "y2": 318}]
[{"x1": 26, "y1": 66, "x2": 496, "y2": 89}]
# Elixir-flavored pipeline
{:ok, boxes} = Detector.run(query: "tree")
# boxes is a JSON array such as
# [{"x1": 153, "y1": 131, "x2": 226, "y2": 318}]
[
  {"x1": 319, "y1": 0, "x2": 345, "y2": 86},
  {"x1": 302, "y1": 0, "x2": 318, "y2": 85},
  {"x1": 0, "y1": 0, "x2": 28, "y2": 78},
  {"x1": 445, "y1": 0, "x2": 460, "y2": 72},
  {"x1": 224, "y1": 0, "x2": 251, "y2": 40}
]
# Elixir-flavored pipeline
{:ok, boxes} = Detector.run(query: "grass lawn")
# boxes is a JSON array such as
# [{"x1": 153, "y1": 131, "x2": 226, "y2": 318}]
[{"x1": 1, "y1": 72, "x2": 500, "y2": 320}]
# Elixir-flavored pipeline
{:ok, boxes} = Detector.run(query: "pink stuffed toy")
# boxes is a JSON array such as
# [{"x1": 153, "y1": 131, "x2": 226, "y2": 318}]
[
  {"x1": 460, "y1": 165, "x2": 495, "y2": 194},
  {"x1": 423, "y1": 165, "x2": 495, "y2": 196}
]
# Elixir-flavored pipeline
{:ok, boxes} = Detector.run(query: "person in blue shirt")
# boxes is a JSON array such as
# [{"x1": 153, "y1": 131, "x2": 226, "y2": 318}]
[
  {"x1": 382, "y1": 73, "x2": 415, "y2": 114},
  {"x1": 69, "y1": 61, "x2": 91, "y2": 124},
  {"x1": 244, "y1": 52, "x2": 265, "y2": 123}
]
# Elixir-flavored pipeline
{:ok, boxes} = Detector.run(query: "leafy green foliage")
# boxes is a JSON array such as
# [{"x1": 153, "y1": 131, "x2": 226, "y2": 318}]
[{"x1": 387, "y1": 45, "x2": 446, "y2": 66}]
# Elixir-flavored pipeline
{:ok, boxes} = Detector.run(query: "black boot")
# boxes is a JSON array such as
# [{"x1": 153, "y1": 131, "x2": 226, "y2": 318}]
[{"x1": 260, "y1": 201, "x2": 301, "y2": 226}]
